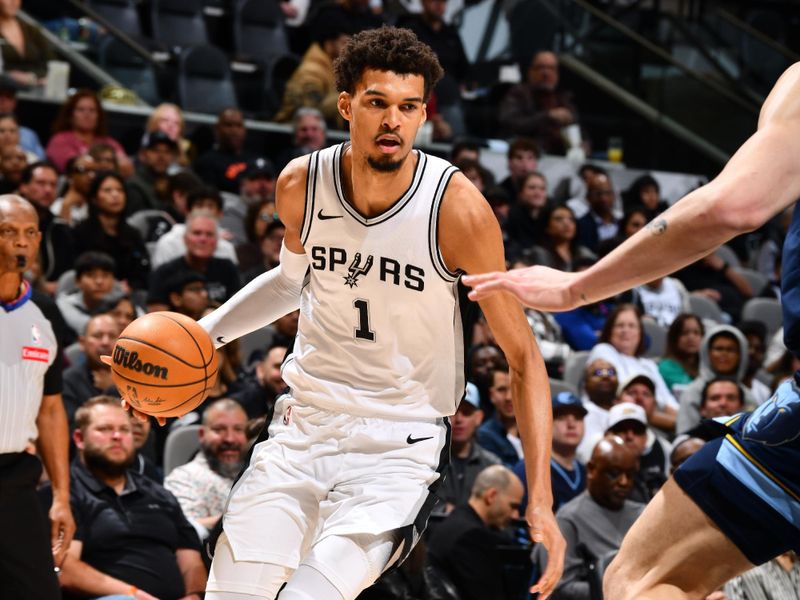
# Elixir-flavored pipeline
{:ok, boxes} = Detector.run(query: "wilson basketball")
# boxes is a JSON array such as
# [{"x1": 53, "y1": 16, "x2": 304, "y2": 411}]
[{"x1": 110, "y1": 312, "x2": 218, "y2": 417}]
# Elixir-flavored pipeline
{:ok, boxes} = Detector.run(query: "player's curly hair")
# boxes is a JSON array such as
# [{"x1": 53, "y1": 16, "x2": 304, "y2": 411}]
[{"x1": 334, "y1": 26, "x2": 444, "y2": 101}]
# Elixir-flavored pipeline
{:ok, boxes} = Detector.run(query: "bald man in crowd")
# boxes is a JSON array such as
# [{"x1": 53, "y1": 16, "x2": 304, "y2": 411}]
[
  {"x1": 536, "y1": 437, "x2": 644, "y2": 600},
  {"x1": 427, "y1": 465, "x2": 524, "y2": 600}
]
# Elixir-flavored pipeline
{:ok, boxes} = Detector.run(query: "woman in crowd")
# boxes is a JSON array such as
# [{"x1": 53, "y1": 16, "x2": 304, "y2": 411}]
[
  {"x1": 622, "y1": 173, "x2": 668, "y2": 218},
  {"x1": 0, "y1": 0, "x2": 54, "y2": 86},
  {"x1": 588, "y1": 303, "x2": 679, "y2": 432},
  {"x1": 144, "y1": 102, "x2": 193, "y2": 167},
  {"x1": 658, "y1": 313, "x2": 704, "y2": 396},
  {"x1": 598, "y1": 206, "x2": 649, "y2": 257},
  {"x1": 72, "y1": 171, "x2": 150, "y2": 290},
  {"x1": 533, "y1": 204, "x2": 595, "y2": 272},
  {"x1": 46, "y1": 90, "x2": 133, "y2": 175},
  {"x1": 504, "y1": 171, "x2": 550, "y2": 260},
  {"x1": 93, "y1": 291, "x2": 140, "y2": 333},
  {"x1": 0, "y1": 113, "x2": 36, "y2": 161},
  {"x1": 236, "y1": 198, "x2": 278, "y2": 272}
]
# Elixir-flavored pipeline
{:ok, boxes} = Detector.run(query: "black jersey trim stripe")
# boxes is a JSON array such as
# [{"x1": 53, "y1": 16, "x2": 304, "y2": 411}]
[
  {"x1": 333, "y1": 144, "x2": 428, "y2": 227},
  {"x1": 300, "y1": 151, "x2": 320, "y2": 247},
  {"x1": 427, "y1": 166, "x2": 460, "y2": 282}
]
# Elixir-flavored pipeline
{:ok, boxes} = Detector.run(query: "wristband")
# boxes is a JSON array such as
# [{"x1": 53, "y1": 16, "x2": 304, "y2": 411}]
[{"x1": 127, "y1": 585, "x2": 138, "y2": 597}]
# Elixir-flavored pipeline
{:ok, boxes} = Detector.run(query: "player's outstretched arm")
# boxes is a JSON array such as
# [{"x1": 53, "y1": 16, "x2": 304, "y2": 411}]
[
  {"x1": 199, "y1": 156, "x2": 311, "y2": 346},
  {"x1": 465, "y1": 62, "x2": 800, "y2": 312},
  {"x1": 440, "y1": 174, "x2": 565, "y2": 598}
]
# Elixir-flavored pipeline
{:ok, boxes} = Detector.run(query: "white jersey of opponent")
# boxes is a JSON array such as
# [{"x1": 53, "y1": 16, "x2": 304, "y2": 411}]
[{"x1": 281, "y1": 142, "x2": 466, "y2": 420}]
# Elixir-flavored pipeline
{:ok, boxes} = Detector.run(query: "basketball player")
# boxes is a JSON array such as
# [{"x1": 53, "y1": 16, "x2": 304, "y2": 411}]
[
  {"x1": 132, "y1": 28, "x2": 564, "y2": 600},
  {"x1": 465, "y1": 63, "x2": 800, "y2": 599}
]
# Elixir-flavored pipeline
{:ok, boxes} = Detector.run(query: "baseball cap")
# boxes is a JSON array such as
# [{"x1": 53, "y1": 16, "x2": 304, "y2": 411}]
[
  {"x1": 243, "y1": 157, "x2": 275, "y2": 180},
  {"x1": 141, "y1": 130, "x2": 178, "y2": 150},
  {"x1": 462, "y1": 382, "x2": 481, "y2": 409},
  {"x1": 552, "y1": 391, "x2": 587, "y2": 417},
  {"x1": 617, "y1": 373, "x2": 655, "y2": 397},
  {"x1": 606, "y1": 402, "x2": 647, "y2": 431}
]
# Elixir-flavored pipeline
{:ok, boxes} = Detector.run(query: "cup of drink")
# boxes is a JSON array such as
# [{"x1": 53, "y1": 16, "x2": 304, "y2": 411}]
[
  {"x1": 44, "y1": 61, "x2": 70, "y2": 100},
  {"x1": 607, "y1": 137, "x2": 623, "y2": 163}
]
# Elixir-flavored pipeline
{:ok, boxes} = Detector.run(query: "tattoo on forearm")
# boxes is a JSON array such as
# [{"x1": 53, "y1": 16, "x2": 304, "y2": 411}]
[{"x1": 647, "y1": 218, "x2": 668, "y2": 236}]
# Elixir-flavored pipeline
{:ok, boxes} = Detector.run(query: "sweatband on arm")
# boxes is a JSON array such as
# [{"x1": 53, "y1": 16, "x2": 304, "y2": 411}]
[{"x1": 199, "y1": 243, "x2": 308, "y2": 348}]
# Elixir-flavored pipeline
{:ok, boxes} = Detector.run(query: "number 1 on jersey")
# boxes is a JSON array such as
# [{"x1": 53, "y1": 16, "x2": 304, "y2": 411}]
[{"x1": 353, "y1": 299, "x2": 375, "y2": 342}]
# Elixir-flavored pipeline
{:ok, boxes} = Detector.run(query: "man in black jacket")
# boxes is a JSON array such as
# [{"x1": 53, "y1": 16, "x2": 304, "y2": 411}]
[{"x1": 427, "y1": 465, "x2": 524, "y2": 600}]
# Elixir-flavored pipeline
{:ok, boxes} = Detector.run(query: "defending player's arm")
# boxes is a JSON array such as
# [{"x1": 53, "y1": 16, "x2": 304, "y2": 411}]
[
  {"x1": 465, "y1": 63, "x2": 800, "y2": 310},
  {"x1": 199, "y1": 157, "x2": 310, "y2": 347},
  {"x1": 439, "y1": 174, "x2": 566, "y2": 599}
]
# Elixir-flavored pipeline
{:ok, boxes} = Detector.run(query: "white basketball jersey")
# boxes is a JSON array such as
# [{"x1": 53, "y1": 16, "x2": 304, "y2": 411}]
[{"x1": 281, "y1": 143, "x2": 466, "y2": 420}]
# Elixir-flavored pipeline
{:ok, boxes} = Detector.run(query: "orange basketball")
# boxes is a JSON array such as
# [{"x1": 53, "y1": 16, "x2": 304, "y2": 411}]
[{"x1": 110, "y1": 311, "x2": 219, "y2": 418}]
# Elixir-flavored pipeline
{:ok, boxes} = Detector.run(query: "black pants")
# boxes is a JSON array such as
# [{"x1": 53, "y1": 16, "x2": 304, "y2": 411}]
[{"x1": 0, "y1": 452, "x2": 61, "y2": 599}]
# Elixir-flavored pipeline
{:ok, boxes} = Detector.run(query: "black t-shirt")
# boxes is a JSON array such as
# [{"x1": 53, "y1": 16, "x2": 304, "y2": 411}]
[
  {"x1": 147, "y1": 256, "x2": 241, "y2": 306},
  {"x1": 193, "y1": 147, "x2": 254, "y2": 194},
  {"x1": 72, "y1": 218, "x2": 152, "y2": 290},
  {"x1": 67, "y1": 461, "x2": 201, "y2": 600}
]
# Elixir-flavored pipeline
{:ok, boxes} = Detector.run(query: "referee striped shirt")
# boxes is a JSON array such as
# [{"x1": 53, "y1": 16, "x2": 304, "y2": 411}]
[
  {"x1": 725, "y1": 557, "x2": 800, "y2": 600},
  {"x1": 0, "y1": 282, "x2": 60, "y2": 453}
]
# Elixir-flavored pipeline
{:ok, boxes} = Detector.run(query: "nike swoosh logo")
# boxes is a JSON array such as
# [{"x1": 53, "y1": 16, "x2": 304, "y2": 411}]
[
  {"x1": 406, "y1": 435, "x2": 434, "y2": 445},
  {"x1": 317, "y1": 209, "x2": 343, "y2": 220},
  {"x1": 216, "y1": 336, "x2": 226, "y2": 344}
]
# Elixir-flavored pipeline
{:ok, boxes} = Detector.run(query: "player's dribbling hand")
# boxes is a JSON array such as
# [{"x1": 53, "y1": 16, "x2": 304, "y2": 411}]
[
  {"x1": 99, "y1": 355, "x2": 167, "y2": 426},
  {"x1": 527, "y1": 503, "x2": 566, "y2": 600},
  {"x1": 463, "y1": 266, "x2": 582, "y2": 312}
]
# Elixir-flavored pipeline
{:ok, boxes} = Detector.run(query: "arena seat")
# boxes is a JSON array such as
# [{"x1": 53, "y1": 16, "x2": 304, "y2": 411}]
[
  {"x1": 178, "y1": 45, "x2": 238, "y2": 114},
  {"x1": 741, "y1": 297, "x2": 783, "y2": 336},
  {"x1": 163, "y1": 424, "x2": 201, "y2": 475},
  {"x1": 86, "y1": 0, "x2": 143, "y2": 37},
  {"x1": 233, "y1": 0, "x2": 290, "y2": 62},
  {"x1": 151, "y1": 0, "x2": 208, "y2": 50}
]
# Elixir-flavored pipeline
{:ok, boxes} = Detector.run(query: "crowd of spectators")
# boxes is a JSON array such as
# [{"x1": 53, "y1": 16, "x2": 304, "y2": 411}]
[{"x1": 0, "y1": 4, "x2": 794, "y2": 599}]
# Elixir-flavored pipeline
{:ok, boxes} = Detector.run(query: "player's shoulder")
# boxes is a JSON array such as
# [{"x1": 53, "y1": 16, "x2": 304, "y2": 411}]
[{"x1": 440, "y1": 170, "x2": 496, "y2": 233}]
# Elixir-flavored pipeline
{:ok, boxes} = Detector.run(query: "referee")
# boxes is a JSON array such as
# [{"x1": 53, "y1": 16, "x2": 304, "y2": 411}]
[{"x1": 0, "y1": 195, "x2": 75, "y2": 597}]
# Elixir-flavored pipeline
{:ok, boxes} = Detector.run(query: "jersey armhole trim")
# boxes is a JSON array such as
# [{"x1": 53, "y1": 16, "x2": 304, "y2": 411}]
[
  {"x1": 428, "y1": 166, "x2": 461, "y2": 282},
  {"x1": 300, "y1": 151, "x2": 320, "y2": 246}
]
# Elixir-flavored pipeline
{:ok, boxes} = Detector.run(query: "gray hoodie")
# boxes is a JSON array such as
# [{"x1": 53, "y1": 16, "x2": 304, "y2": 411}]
[{"x1": 676, "y1": 324, "x2": 752, "y2": 434}]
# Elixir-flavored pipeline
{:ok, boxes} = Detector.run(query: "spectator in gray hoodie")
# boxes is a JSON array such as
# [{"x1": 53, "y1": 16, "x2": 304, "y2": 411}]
[{"x1": 676, "y1": 324, "x2": 753, "y2": 434}]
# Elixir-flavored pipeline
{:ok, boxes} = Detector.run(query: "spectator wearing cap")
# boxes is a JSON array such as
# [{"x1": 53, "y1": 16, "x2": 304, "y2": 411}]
[
  {"x1": 151, "y1": 186, "x2": 238, "y2": 268},
  {"x1": 147, "y1": 209, "x2": 241, "y2": 311},
  {"x1": 220, "y1": 156, "x2": 276, "y2": 247},
  {"x1": 165, "y1": 270, "x2": 210, "y2": 321},
  {"x1": 51, "y1": 154, "x2": 96, "y2": 225},
  {"x1": 477, "y1": 365, "x2": 523, "y2": 467},
  {"x1": 56, "y1": 251, "x2": 118, "y2": 337},
  {"x1": 605, "y1": 400, "x2": 670, "y2": 503},
  {"x1": 427, "y1": 465, "x2": 524, "y2": 600},
  {"x1": 275, "y1": 107, "x2": 327, "y2": 171},
  {"x1": 534, "y1": 437, "x2": 643, "y2": 600},
  {"x1": 514, "y1": 391, "x2": 587, "y2": 514},
  {"x1": 125, "y1": 130, "x2": 178, "y2": 214},
  {"x1": 274, "y1": 17, "x2": 351, "y2": 128},
  {"x1": 0, "y1": 77, "x2": 45, "y2": 158},
  {"x1": 193, "y1": 108, "x2": 254, "y2": 194},
  {"x1": 435, "y1": 383, "x2": 501, "y2": 515},
  {"x1": 577, "y1": 358, "x2": 618, "y2": 463}
]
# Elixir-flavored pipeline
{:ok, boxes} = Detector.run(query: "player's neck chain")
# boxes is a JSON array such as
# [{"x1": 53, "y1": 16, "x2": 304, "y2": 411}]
[{"x1": 551, "y1": 457, "x2": 582, "y2": 491}]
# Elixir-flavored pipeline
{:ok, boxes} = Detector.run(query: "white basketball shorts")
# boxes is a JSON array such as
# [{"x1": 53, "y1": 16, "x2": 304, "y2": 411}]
[{"x1": 220, "y1": 394, "x2": 451, "y2": 570}]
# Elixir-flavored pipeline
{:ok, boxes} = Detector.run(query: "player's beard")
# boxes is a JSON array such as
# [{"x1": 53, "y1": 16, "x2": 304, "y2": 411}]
[
  {"x1": 83, "y1": 444, "x2": 135, "y2": 478},
  {"x1": 203, "y1": 443, "x2": 244, "y2": 479},
  {"x1": 367, "y1": 154, "x2": 404, "y2": 173}
]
